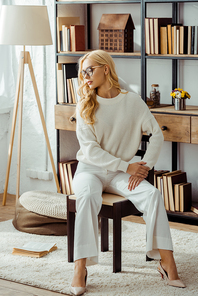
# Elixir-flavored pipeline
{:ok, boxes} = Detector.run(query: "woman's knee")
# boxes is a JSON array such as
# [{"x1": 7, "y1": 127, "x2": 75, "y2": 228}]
[{"x1": 73, "y1": 173, "x2": 103, "y2": 207}]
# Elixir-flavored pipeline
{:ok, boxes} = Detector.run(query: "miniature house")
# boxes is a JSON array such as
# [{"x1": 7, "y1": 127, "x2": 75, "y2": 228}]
[{"x1": 97, "y1": 14, "x2": 135, "y2": 52}]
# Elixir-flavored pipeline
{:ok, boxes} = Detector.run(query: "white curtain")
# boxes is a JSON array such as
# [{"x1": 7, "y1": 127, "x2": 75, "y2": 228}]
[{"x1": 0, "y1": 0, "x2": 56, "y2": 194}]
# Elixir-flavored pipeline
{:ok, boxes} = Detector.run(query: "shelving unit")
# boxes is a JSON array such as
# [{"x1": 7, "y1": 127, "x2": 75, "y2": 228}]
[{"x1": 54, "y1": 0, "x2": 198, "y2": 225}]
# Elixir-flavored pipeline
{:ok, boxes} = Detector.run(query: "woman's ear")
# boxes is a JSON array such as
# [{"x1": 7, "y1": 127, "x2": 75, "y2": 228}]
[{"x1": 104, "y1": 65, "x2": 109, "y2": 75}]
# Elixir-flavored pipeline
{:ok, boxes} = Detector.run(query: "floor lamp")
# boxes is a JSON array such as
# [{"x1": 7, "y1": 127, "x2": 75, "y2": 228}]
[{"x1": 0, "y1": 5, "x2": 61, "y2": 206}]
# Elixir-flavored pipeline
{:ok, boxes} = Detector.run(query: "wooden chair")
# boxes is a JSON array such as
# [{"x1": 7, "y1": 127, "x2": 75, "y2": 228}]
[{"x1": 67, "y1": 135, "x2": 154, "y2": 272}]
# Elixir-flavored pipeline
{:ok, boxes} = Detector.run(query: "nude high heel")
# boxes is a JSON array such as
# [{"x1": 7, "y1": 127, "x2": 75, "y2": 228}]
[
  {"x1": 157, "y1": 262, "x2": 186, "y2": 288},
  {"x1": 70, "y1": 267, "x2": 87, "y2": 295}
]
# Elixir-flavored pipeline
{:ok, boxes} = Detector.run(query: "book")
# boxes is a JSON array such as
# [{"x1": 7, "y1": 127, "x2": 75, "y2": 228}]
[
  {"x1": 56, "y1": 64, "x2": 64, "y2": 104},
  {"x1": 194, "y1": 26, "x2": 198, "y2": 55},
  {"x1": 162, "y1": 170, "x2": 181, "y2": 211},
  {"x1": 187, "y1": 26, "x2": 192, "y2": 54},
  {"x1": 157, "y1": 175, "x2": 163, "y2": 192},
  {"x1": 191, "y1": 204, "x2": 198, "y2": 215},
  {"x1": 70, "y1": 25, "x2": 85, "y2": 51},
  {"x1": 149, "y1": 18, "x2": 155, "y2": 54},
  {"x1": 67, "y1": 79, "x2": 73, "y2": 103},
  {"x1": 154, "y1": 170, "x2": 169, "y2": 188},
  {"x1": 167, "y1": 24, "x2": 172, "y2": 54},
  {"x1": 176, "y1": 27, "x2": 180, "y2": 55},
  {"x1": 56, "y1": 17, "x2": 80, "y2": 52},
  {"x1": 160, "y1": 26, "x2": 168, "y2": 54},
  {"x1": 61, "y1": 160, "x2": 78, "y2": 195},
  {"x1": 59, "y1": 162, "x2": 66, "y2": 194},
  {"x1": 63, "y1": 162, "x2": 72, "y2": 194},
  {"x1": 72, "y1": 77, "x2": 80, "y2": 102},
  {"x1": 12, "y1": 242, "x2": 57, "y2": 258},
  {"x1": 69, "y1": 78, "x2": 77, "y2": 103},
  {"x1": 174, "y1": 182, "x2": 186, "y2": 211},
  {"x1": 153, "y1": 18, "x2": 172, "y2": 54},
  {"x1": 167, "y1": 172, "x2": 187, "y2": 212},
  {"x1": 180, "y1": 183, "x2": 192, "y2": 212},
  {"x1": 191, "y1": 26, "x2": 195, "y2": 54},
  {"x1": 179, "y1": 26, "x2": 188, "y2": 54},
  {"x1": 145, "y1": 18, "x2": 150, "y2": 54}
]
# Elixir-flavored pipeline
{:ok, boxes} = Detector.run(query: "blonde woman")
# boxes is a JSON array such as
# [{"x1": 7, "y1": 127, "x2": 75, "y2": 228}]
[{"x1": 70, "y1": 50, "x2": 185, "y2": 295}]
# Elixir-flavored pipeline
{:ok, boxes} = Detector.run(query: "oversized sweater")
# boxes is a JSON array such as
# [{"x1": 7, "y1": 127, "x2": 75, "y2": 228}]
[{"x1": 76, "y1": 90, "x2": 164, "y2": 172}]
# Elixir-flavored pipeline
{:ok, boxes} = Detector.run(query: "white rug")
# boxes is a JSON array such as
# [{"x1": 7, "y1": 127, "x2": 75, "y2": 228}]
[{"x1": 0, "y1": 220, "x2": 198, "y2": 296}]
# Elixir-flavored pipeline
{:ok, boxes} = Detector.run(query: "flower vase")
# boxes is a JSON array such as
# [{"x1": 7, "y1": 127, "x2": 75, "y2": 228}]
[
  {"x1": 174, "y1": 98, "x2": 181, "y2": 110},
  {"x1": 181, "y1": 98, "x2": 186, "y2": 110}
]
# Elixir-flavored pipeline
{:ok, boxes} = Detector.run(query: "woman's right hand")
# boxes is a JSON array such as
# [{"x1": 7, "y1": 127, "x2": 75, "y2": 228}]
[{"x1": 126, "y1": 161, "x2": 149, "y2": 179}]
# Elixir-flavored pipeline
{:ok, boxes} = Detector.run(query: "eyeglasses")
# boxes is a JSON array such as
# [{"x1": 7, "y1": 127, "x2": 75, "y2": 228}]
[{"x1": 80, "y1": 65, "x2": 104, "y2": 78}]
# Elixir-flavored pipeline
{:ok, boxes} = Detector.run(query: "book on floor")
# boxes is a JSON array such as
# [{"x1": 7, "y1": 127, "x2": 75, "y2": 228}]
[{"x1": 12, "y1": 242, "x2": 57, "y2": 258}]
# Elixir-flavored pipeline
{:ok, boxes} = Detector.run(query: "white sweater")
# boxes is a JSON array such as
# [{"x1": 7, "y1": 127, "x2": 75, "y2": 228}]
[{"x1": 76, "y1": 91, "x2": 164, "y2": 172}]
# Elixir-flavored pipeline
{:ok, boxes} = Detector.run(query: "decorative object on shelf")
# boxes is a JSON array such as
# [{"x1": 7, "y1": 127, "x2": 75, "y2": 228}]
[
  {"x1": 170, "y1": 88, "x2": 191, "y2": 110},
  {"x1": 0, "y1": 5, "x2": 61, "y2": 206},
  {"x1": 149, "y1": 84, "x2": 160, "y2": 107},
  {"x1": 97, "y1": 14, "x2": 135, "y2": 52}
]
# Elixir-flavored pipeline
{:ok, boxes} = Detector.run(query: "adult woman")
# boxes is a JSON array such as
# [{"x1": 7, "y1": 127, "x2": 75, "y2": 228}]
[{"x1": 70, "y1": 50, "x2": 185, "y2": 295}]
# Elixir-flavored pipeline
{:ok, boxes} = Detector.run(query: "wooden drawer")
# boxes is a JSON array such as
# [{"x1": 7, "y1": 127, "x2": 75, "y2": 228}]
[
  {"x1": 191, "y1": 116, "x2": 198, "y2": 144},
  {"x1": 153, "y1": 114, "x2": 190, "y2": 143},
  {"x1": 54, "y1": 105, "x2": 76, "y2": 131}
]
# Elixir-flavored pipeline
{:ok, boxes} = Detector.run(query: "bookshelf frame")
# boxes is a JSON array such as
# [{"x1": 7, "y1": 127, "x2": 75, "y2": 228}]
[{"x1": 54, "y1": 0, "x2": 198, "y2": 225}]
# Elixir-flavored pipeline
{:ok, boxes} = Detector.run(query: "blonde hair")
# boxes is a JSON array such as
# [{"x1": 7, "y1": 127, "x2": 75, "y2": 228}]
[{"x1": 77, "y1": 50, "x2": 121, "y2": 125}]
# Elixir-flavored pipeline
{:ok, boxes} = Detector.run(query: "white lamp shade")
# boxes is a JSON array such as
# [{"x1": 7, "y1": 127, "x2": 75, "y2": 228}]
[{"x1": 0, "y1": 5, "x2": 53, "y2": 46}]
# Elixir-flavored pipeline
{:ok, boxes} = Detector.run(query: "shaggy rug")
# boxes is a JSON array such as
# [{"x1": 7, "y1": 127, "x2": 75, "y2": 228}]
[{"x1": 0, "y1": 219, "x2": 198, "y2": 296}]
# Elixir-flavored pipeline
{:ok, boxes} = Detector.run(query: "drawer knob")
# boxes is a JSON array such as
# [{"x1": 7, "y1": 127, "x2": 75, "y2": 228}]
[
  {"x1": 161, "y1": 126, "x2": 167, "y2": 131},
  {"x1": 70, "y1": 116, "x2": 76, "y2": 123}
]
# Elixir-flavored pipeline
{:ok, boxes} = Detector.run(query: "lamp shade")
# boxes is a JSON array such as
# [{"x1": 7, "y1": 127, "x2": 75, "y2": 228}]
[{"x1": 0, "y1": 5, "x2": 52, "y2": 46}]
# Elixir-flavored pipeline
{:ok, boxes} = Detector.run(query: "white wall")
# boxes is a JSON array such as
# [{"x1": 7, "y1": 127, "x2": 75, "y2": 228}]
[{"x1": 0, "y1": 1, "x2": 198, "y2": 201}]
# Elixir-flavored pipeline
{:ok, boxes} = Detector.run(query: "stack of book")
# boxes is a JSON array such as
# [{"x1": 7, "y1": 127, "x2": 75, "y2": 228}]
[
  {"x1": 145, "y1": 17, "x2": 198, "y2": 55},
  {"x1": 154, "y1": 170, "x2": 192, "y2": 212},
  {"x1": 57, "y1": 17, "x2": 85, "y2": 52},
  {"x1": 56, "y1": 64, "x2": 80, "y2": 104},
  {"x1": 59, "y1": 160, "x2": 78, "y2": 195}
]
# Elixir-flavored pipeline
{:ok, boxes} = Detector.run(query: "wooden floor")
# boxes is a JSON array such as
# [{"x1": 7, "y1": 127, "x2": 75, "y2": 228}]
[{"x1": 0, "y1": 193, "x2": 198, "y2": 296}]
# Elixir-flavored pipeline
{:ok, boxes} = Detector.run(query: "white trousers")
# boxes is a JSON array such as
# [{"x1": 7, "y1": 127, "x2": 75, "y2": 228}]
[{"x1": 73, "y1": 162, "x2": 173, "y2": 266}]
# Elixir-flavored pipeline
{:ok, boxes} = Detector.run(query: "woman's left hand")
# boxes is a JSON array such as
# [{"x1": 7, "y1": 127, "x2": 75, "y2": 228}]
[{"x1": 128, "y1": 175, "x2": 144, "y2": 191}]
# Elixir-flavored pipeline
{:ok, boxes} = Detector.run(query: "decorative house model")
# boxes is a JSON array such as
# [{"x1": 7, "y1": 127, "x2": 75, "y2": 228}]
[{"x1": 97, "y1": 14, "x2": 135, "y2": 53}]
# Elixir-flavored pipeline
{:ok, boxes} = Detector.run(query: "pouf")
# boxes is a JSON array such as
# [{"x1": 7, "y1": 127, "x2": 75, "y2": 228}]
[{"x1": 12, "y1": 191, "x2": 67, "y2": 236}]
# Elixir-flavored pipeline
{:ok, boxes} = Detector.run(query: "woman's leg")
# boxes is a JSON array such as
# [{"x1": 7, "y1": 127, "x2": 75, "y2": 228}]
[
  {"x1": 106, "y1": 171, "x2": 181, "y2": 279},
  {"x1": 158, "y1": 250, "x2": 179, "y2": 280},
  {"x1": 72, "y1": 172, "x2": 103, "y2": 287}
]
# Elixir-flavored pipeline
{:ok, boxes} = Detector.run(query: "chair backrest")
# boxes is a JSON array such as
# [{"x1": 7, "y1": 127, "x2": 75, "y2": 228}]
[{"x1": 135, "y1": 134, "x2": 154, "y2": 185}]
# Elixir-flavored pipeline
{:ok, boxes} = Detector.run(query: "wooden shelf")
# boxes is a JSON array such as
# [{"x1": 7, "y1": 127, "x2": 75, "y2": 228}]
[
  {"x1": 57, "y1": 51, "x2": 141, "y2": 59},
  {"x1": 150, "y1": 105, "x2": 198, "y2": 116},
  {"x1": 146, "y1": 54, "x2": 198, "y2": 60},
  {"x1": 57, "y1": 0, "x2": 140, "y2": 4}
]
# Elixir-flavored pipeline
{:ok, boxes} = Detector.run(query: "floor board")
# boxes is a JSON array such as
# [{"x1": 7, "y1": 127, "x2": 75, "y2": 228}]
[{"x1": 0, "y1": 192, "x2": 198, "y2": 295}]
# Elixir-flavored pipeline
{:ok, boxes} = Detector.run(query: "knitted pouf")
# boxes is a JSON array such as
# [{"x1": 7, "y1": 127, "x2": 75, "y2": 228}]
[{"x1": 12, "y1": 191, "x2": 67, "y2": 236}]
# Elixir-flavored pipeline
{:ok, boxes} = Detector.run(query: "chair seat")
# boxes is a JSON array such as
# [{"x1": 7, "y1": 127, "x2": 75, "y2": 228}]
[{"x1": 68, "y1": 192, "x2": 127, "y2": 206}]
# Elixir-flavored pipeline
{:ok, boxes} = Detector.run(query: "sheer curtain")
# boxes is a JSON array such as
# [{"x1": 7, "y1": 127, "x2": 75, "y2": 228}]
[{"x1": 0, "y1": 0, "x2": 56, "y2": 194}]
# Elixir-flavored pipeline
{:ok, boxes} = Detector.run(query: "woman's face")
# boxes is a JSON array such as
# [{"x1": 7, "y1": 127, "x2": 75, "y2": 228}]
[{"x1": 81, "y1": 58, "x2": 106, "y2": 90}]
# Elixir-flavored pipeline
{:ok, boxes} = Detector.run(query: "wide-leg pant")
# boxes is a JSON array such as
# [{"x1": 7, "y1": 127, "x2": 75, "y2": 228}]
[{"x1": 73, "y1": 162, "x2": 173, "y2": 266}]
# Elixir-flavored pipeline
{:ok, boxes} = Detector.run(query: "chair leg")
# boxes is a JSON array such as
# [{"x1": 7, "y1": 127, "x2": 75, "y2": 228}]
[
  {"x1": 101, "y1": 217, "x2": 109, "y2": 252},
  {"x1": 67, "y1": 198, "x2": 75, "y2": 262},
  {"x1": 113, "y1": 203, "x2": 122, "y2": 273}
]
